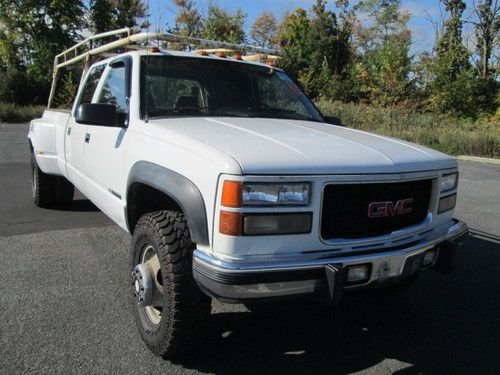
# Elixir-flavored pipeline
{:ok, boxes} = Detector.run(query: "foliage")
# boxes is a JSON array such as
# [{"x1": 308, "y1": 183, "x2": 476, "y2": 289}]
[
  {"x1": 317, "y1": 100, "x2": 500, "y2": 158},
  {"x1": 0, "y1": 70, "x2": 34, "y2": 105},
  {"x1": 172, "y1": 0, "x2": 203, "y2": 37},
  {"x1": 250, "y1": 12, "x2": 278, "y2": 47},
  {"x1": 278, "y1": 1, "x2": 352, "y2": 99},
  {"x1": 353, "y1": 0, "x2": 413, "y2": 105},
  {"x1": 114, "y1": 0, "x2": 149, "y2": 30},
  {"x1": 0, "y1": 0, "x2": 497, "y2": 132},
  {"x1": 53, "y1": 70, "x2": 82, "y2": 110},
  {"x1": 0, "y1": 102, "x2": 45, "y2": 123},
  {"x1": 89, "y1": 0, "x2": 149, "y2": 33},
  {"x1": 420, "y1": 0, "x2": 499, "y2": 117},
  {"x1": 201, "y1": 5, "x2": 246, "y2": 44},
  {"x1": 0, "y1": 0, "x2": 86, "y2": 102},
  {"x1": 471, "y1": 0, "x2": 499, "y2": 79},
  {"x1": 89, "y1": 0, "x2": 115, "y2": 34}
]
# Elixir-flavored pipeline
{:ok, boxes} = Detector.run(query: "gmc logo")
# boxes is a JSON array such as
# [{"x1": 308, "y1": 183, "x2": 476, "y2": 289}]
[{"x1": 368, "y1": 198, "x2": 414, "y2": 218}]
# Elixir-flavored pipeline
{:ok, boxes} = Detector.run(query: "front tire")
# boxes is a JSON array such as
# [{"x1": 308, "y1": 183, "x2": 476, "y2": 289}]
[{"x1": 131, "y1": 210, "x2": 211, "y2": 358}]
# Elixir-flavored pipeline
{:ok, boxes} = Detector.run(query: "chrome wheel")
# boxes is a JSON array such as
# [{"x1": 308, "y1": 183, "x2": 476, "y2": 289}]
[{"x1": 133, "y1": 245, "x2": 164, "y2": 325}]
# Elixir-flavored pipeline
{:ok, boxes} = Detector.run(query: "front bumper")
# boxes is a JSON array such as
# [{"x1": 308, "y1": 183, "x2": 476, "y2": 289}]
[{"x1": 193, "y1": 219, "x2": 468, "y2": 303}]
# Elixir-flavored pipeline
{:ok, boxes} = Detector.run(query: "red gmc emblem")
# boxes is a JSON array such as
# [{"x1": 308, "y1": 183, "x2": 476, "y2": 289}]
[{"x1": 368, "y1": 198, "x2": 414, "y2": 218}]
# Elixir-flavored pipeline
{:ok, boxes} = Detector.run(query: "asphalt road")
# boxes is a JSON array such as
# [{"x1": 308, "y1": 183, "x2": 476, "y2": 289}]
[{"x1": 1, "y1": 122, "x2": 499, "y2": 374}]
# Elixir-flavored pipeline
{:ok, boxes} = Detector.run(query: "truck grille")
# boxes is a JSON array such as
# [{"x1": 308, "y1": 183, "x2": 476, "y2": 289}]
[{"x1": 321, "y1": 179, "x2": 432, "y2": 240}]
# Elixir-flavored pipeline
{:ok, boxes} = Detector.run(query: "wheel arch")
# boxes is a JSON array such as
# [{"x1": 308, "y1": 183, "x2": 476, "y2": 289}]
[{"x1": 126, "y1": 161, "x2": 209, "y2": 245}]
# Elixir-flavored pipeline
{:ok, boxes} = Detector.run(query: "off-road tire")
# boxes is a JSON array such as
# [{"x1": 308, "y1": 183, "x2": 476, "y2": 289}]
[
  {"x1": 32, "y1": 158, "x2": 74, "y2": 208},
  {"x1": 131, "y1": 210, "x2": 211, "y2": 358}
]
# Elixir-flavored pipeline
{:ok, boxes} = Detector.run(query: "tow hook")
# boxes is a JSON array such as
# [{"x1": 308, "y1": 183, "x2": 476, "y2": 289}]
[{"x1": 132, "y1": 264, "x2": 153, "y2": 306}]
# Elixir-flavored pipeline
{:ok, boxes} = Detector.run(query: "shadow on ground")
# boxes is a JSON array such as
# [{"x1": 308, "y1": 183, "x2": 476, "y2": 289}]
[
  {"x1": 54, "y1": 198, "x2": 100, "y2": 212},
  {"x1": 172, "y1": 232, "x2": 499, "y2": 374}
]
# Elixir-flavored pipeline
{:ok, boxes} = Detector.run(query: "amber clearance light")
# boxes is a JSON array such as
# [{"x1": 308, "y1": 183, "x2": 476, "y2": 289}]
[{"x1": 221, "y1": 181, "x2": 242, "y2": 207}]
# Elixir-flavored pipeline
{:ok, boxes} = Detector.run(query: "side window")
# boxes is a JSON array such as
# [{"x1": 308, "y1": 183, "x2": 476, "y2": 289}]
[
  {"x1": 98, "y1": 63, "x2": 128, "y2": 113},
  {"x1": 78, "y1": 65, "x2": 105, "y2": 106}
]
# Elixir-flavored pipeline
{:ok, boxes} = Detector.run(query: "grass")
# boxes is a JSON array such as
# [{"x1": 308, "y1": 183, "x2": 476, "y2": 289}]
[
  {"x1": 316, "y1": 100, "x2": 500, "y2": 159},
  {"x1": 0, "y1": 102, "x2": 45, "y2": 123}
]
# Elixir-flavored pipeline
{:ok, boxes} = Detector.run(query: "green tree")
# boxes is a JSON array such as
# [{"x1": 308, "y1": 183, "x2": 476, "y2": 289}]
[
  {"x1": 173, "y1": 0, "x2": 202, "y2": 37},
  {"x1": 434, "y1": 0, "x2": 470, "y2": 81},
  {"x1": 114, "y1": 0, "x2": 149, "y2": 30},
  {"x1": 277, "y1": 8, "x2": 311, "y2": 78},
  {"x1": 0, "y1": 0, "x2": 86, "y2": 103},
  {"x1": 89, "y1": 0, "x2": 149, "y2": 33},
  {"x1": 278, "y1": 1, "x2": 353, "y2": 99},
  {"x1": 425, "y1": 0, "x2": 476, "y2": 115},
  {"x1": 354, "y1": 0, "x2": 413, "y2": 105},
  {"x1": 201, "y1": 5, "x2": 246, "y2": 43},
  {"x1": 89, "y1": 0, "x2": 115, "y2": 34},
  {"x1": 470, "y1": 0, "x2": 499, "y2": 79},
  {"x1": 250, "y1": 12, "x2": 278, "y2": 47}
]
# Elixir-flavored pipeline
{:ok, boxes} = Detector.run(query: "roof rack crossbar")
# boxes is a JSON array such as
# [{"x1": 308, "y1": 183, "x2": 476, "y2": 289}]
[{"x1": 48, "y1": 29, "x2": 281, "y2": 108}]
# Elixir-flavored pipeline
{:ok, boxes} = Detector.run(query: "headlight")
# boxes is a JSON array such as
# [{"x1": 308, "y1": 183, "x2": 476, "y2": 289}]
[
  {"x1": 242, "y1": 182, "x2": 311, "y2": 206},
  {"x1": 440, "y1": 173, "x2": 458, "y2": 192}
]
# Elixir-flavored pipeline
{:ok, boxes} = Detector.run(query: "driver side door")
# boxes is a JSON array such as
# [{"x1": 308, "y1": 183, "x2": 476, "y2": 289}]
[{"x1": 82, "y1": 57, "x2": 132, "y2": 228}]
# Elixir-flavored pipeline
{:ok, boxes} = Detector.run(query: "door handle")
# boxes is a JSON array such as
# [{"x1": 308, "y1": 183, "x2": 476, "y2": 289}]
[
  {"x1": 85, "y1": 133, "x2": 90, "y2": 143},
  {"x1": 67, "y1": 127, "x2": 71, "y2": 135}
]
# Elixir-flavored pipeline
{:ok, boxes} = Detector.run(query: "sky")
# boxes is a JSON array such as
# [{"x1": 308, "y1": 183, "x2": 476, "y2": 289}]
[{"x1": 145, "y1": 0, "x2": 478, "y2": 54}]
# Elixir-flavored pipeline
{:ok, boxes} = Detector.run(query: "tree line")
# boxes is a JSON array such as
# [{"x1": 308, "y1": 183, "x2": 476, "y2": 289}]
[{"x1": 0, "y1": 0, "x2": 498, "y2": 119}]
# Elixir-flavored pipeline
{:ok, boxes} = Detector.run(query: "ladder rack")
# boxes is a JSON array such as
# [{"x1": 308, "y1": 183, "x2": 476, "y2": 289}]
[{"x1": 48, "y1": 28, "x2": 281, "y2": 108}]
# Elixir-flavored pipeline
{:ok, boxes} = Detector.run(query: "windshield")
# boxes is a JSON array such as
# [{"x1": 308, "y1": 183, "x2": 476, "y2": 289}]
[{"x1": 140, "y1": 56, "x2": 323, "y2": 122}]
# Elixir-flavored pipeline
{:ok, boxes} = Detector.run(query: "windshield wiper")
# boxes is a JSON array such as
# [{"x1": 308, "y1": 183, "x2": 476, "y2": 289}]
[
  {"x1": 146, "y1": 107, "x2": 254, "y2": 119},
  {"x1": 249, "y1": 106, "x2": 315, "y2": 121}
]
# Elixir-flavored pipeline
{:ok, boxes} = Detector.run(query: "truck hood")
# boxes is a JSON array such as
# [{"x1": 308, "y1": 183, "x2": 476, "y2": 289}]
[{"x1": 151, "y1": 117, "x2": 457, "y2": 174}]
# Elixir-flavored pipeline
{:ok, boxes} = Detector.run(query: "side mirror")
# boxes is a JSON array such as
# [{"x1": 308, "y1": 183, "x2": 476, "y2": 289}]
[
  {"x1": 323, "y1": 116, "x2": 343, "y2": 126},
  {"x1": 76, "y1": 103, "x2": 117, "y2": 127}
]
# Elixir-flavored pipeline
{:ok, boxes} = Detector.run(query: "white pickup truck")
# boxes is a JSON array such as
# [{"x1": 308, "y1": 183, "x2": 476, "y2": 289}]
[{"x1": 29, "y1": 30, "x2": 468, "y2": 358}]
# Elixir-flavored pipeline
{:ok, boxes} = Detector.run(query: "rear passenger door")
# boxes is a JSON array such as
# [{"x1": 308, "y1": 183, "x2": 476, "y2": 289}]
[
  {"x1": 82, "y1": 57, "x2": 131, "y2": 228},
  {"x1": 65, "y1": 63, "x2": 106, "y2": 189}
]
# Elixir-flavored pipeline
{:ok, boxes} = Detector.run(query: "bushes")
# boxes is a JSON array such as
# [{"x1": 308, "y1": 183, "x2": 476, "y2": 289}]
[
  {"x1": 0, "y1": 70, "x2": 48, "y2": 105},
  {"x1": 0, "y1": 102, "x2": 45, "y2": 123},
  {"x1": 316, "y1": 100, "x2": 500, "y2": 158}
]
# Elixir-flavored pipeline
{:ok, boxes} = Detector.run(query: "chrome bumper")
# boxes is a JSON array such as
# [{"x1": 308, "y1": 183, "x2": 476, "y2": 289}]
[{"x1": 193, "y1": 219, "x2": 468, "y2": 303}]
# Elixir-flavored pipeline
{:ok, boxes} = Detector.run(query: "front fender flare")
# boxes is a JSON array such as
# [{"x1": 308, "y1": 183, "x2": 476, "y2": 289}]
[{"x1": 127, "y1": 161, "x2": 209, "y2": 245}]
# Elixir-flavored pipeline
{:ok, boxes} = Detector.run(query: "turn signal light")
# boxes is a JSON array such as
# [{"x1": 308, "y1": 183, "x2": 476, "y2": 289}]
[
  {"x1": 219, "y1": 211, "x2": 241, "y2": 236},
  {"x1": 221, "y1": 181, "x2": 242, "y2": 207}
]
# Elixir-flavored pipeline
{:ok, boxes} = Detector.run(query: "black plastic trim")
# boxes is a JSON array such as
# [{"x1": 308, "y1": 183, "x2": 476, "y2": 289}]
[
  {"x1": 193, "y1": 261, "x2": 322, "y2": 285},
  {"x1": 127, "y1": 161, "x2": 209, "y2": 245}
]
